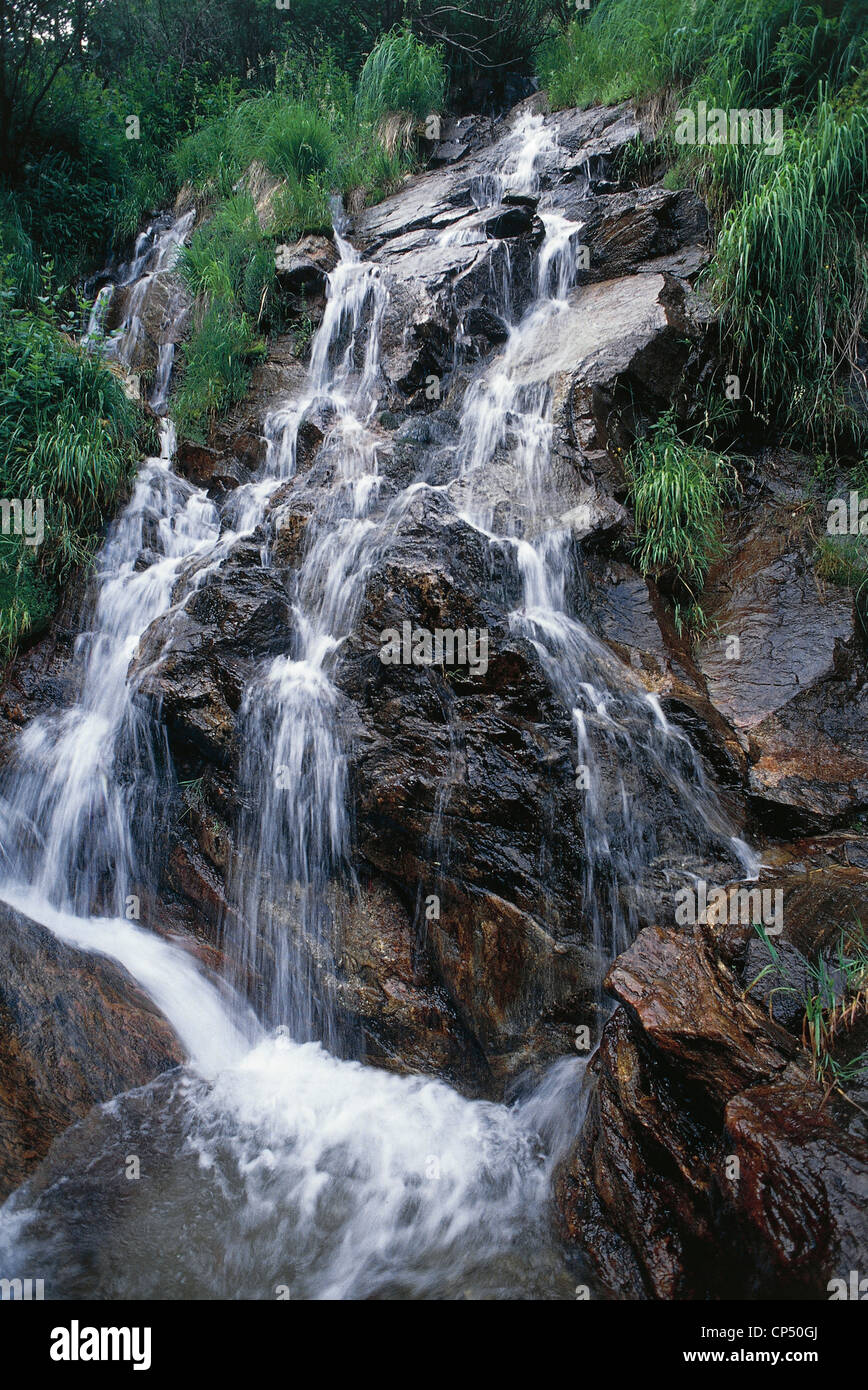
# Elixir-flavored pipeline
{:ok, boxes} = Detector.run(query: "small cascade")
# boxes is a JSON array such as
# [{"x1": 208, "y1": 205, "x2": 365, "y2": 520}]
[
  {"x1": 223, "y1": 231, "x2": 388, "y2": 1041},
  {"x1": 0, "y1": 417, "x2": 220, "y2": 917},
  {"x1": 449, "y1": 127, "x2": 755, "y2": 968},
  {"x1": 103, "y1": 208, "x2": 196, "y2": 370},
  {"x1": 0, "y1": 212, "x2": 211, "y2": 918},
  {"x1": 149, "y1": 341, "x2": 175, "y2": 414},
  {"x1": 82, "y1": 283, "x2": 114, "y2": 346}
]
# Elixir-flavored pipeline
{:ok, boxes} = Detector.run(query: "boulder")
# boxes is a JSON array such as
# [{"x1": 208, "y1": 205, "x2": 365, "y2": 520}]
[
  {"x1": 0, "y1": 900, "x2": 182, "y2": 1199},
  {"x1": 130, "y1": 541, "x2": 294, "y2": 765},
  {"x1": 274, "y1": 235, "x2": 339, "y2": 295}
]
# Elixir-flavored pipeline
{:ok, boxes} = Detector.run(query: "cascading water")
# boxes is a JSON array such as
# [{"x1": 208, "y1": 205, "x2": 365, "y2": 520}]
[{"x1": 0, "y1": 113, "x2": 756, "y2": 1299}]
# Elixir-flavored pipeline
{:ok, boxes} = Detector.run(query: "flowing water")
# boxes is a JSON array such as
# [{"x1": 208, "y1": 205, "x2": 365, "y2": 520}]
[{"x1": 0, "y1": 114, "x2": 754, "y2": 1299}]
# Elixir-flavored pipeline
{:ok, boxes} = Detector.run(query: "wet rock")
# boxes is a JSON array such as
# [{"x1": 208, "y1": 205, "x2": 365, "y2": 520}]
[
  {"x1": 331, "y1": 878, "x2": 492, "y2": 1095},
  {"x1": 334, "y1": 504, "x2": 594, "y2": 1072},
  {"x1": 607, "y1": 925, "x2": 797, "y2": 1097},
  {"x1": 274, "y1": 235, "x2": 338, "y2": 295},
  {"x1": 174, "y1": 441, "x2": 248, "y2": 492},
  {"x1": 131, "y1": 543, "x2": 294, "y2": 764},
  {"x1": 547, "y1": 185, "x2": 710, "y2": 283},
  {"x1": 556, "y1": 915, "x2": 867, "y2": 1298},
  {"x1": 428, "y1": 114, "x2": 497, "y2": 165},
  {"x1": 697, "y1": 511, "x2": 868, "y2": 831},
  {"x1": 0, "y1": 900, "x2": 182, "y2": 1199},
  {"x1": 463, "y1": 306, "x2": 509, "y2": 343},
  {"x1": 107, "y1": 272, "x2": 191, "y2": 372},
  {"x1": 356, "y1": 102, "x2": 650, "y2": 402},
  {"x1": 724, "y1": 1082, "x2": 868, "y2": 1291}
]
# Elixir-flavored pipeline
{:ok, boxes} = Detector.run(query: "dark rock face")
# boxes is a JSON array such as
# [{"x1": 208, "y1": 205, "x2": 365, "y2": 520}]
[
  {"x1": 130, "y1": 541, "x2": 294, "y2": 765},
  {"x1": 546, "y1": 184, "x2": 711, "y2": 281},
  {"x1": 335, "y1": 506, "x2": 593, "y2": 1075},
  {"x1": 0, "y1": 901, "x2": 182, "y2": 1199}
]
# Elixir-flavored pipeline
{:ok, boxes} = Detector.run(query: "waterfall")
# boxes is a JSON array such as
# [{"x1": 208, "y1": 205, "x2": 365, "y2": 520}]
[
  {"x1": 221, "y1": 231, "x2": 389, "y2": 1042},
  {"x1": 0, "y1": 115, "x2": 756, "y2": 1299},
  {"x1": 0, "y1": 211, "x2": 220, "y2": 921}
]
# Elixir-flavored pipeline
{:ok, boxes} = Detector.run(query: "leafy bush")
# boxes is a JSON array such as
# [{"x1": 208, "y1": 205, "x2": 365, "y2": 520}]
[{"x1": 356, "y1": 28, "x2": 446, "y2": 122}]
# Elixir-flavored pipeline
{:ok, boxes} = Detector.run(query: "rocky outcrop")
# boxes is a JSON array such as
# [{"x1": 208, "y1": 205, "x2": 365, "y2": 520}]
[
  {"x1": 556, "y1": 880, "x2": 868, "y2": 1298},
  {"x1": 697, "y1": 502, "x2": 868, "y2": 832},
  {"x1": 130, "y1": 539, "x2": 294, "y2": 764},
  {"x1": 0, "y1": 901, "x2": 182, "y2": 1199}
]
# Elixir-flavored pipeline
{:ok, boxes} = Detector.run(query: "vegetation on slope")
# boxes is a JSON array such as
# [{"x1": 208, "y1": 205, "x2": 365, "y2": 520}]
[{"x1": 0, "y1": 251, "x2": 140, "y2": 660}]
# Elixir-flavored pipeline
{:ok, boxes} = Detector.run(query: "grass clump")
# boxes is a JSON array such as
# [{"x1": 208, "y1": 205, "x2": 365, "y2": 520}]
[
  {"x1": 356, "y1": 28, "x2": 446, "y2": 124},
  {"x1": 804, "y1": 924, "x2": 868, "y2": 1090},
  {"x1": 0, "y1": 274, "x2": 140, "y2": 664},
  {"x1": 750, "y1": 921, "x2": 868, "y2": 1095},
  {"x1": 626, "y1": 412, "x2": 736, "y2": 602}
]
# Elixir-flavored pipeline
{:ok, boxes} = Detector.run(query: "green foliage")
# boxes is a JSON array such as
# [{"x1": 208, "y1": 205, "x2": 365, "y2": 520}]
[
  {"x1": 803, "y1": 923, "x2": 868, "y2": 1089},
  {"x1": 181, "y1": 196, "x2": 276, "y2": 316},
  {"x1": 751, "y1": 919, "x2": 868, "y2": 1091},
  {"x1": 269, "y1": 181, "x2": 334, "y2": 240},
  {"x1": 356, "y1": 28, "x2": 446, "y2": 122},
  {"x1": 0, "y1": 275, "x2": 139, "y2": 663},
  {"x1": 627, "y1": 414, "x2": 736, "y2": 598},
  {"x1": 259, "y1": 102, "x2": 338, "y2": 183},
  {"x1": 172, "y1": 302, "x2": 265, "y2": 440},
  {"x1": 539, "y1": 0, "x2": 867, "y2": 112}
]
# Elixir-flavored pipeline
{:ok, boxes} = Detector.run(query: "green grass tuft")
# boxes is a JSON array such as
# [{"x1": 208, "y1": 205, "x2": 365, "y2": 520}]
[
  {"x1": 356, "y1": 28, "x2": 446, "y2": 124},
  {"x1": 627, "y1": 413, "x2": 737, "y2": 599}
]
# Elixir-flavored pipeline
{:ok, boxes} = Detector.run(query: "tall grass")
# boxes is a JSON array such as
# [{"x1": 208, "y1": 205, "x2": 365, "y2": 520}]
[
  {"x1": 0, "y1": 276, "x2": 140, "y2": 663},
  {"x1": 356, "y1": 29, "x2": 446, "y2": 123},
  {"x1": 627, "y1": 413, "x2": 736, "y2": 599},
  {"x1": 172, "y1": 304, "x2": 265, "y2": 439},
  {"x1": 538, "y1": 0, "x2": 868, "y2": 446},
  {"x1": 538, "y1": 0, "x2": 867, "y2": 112},
  {"x1": 708, "y1": 98, "x2": 868, "y2": 442}
]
